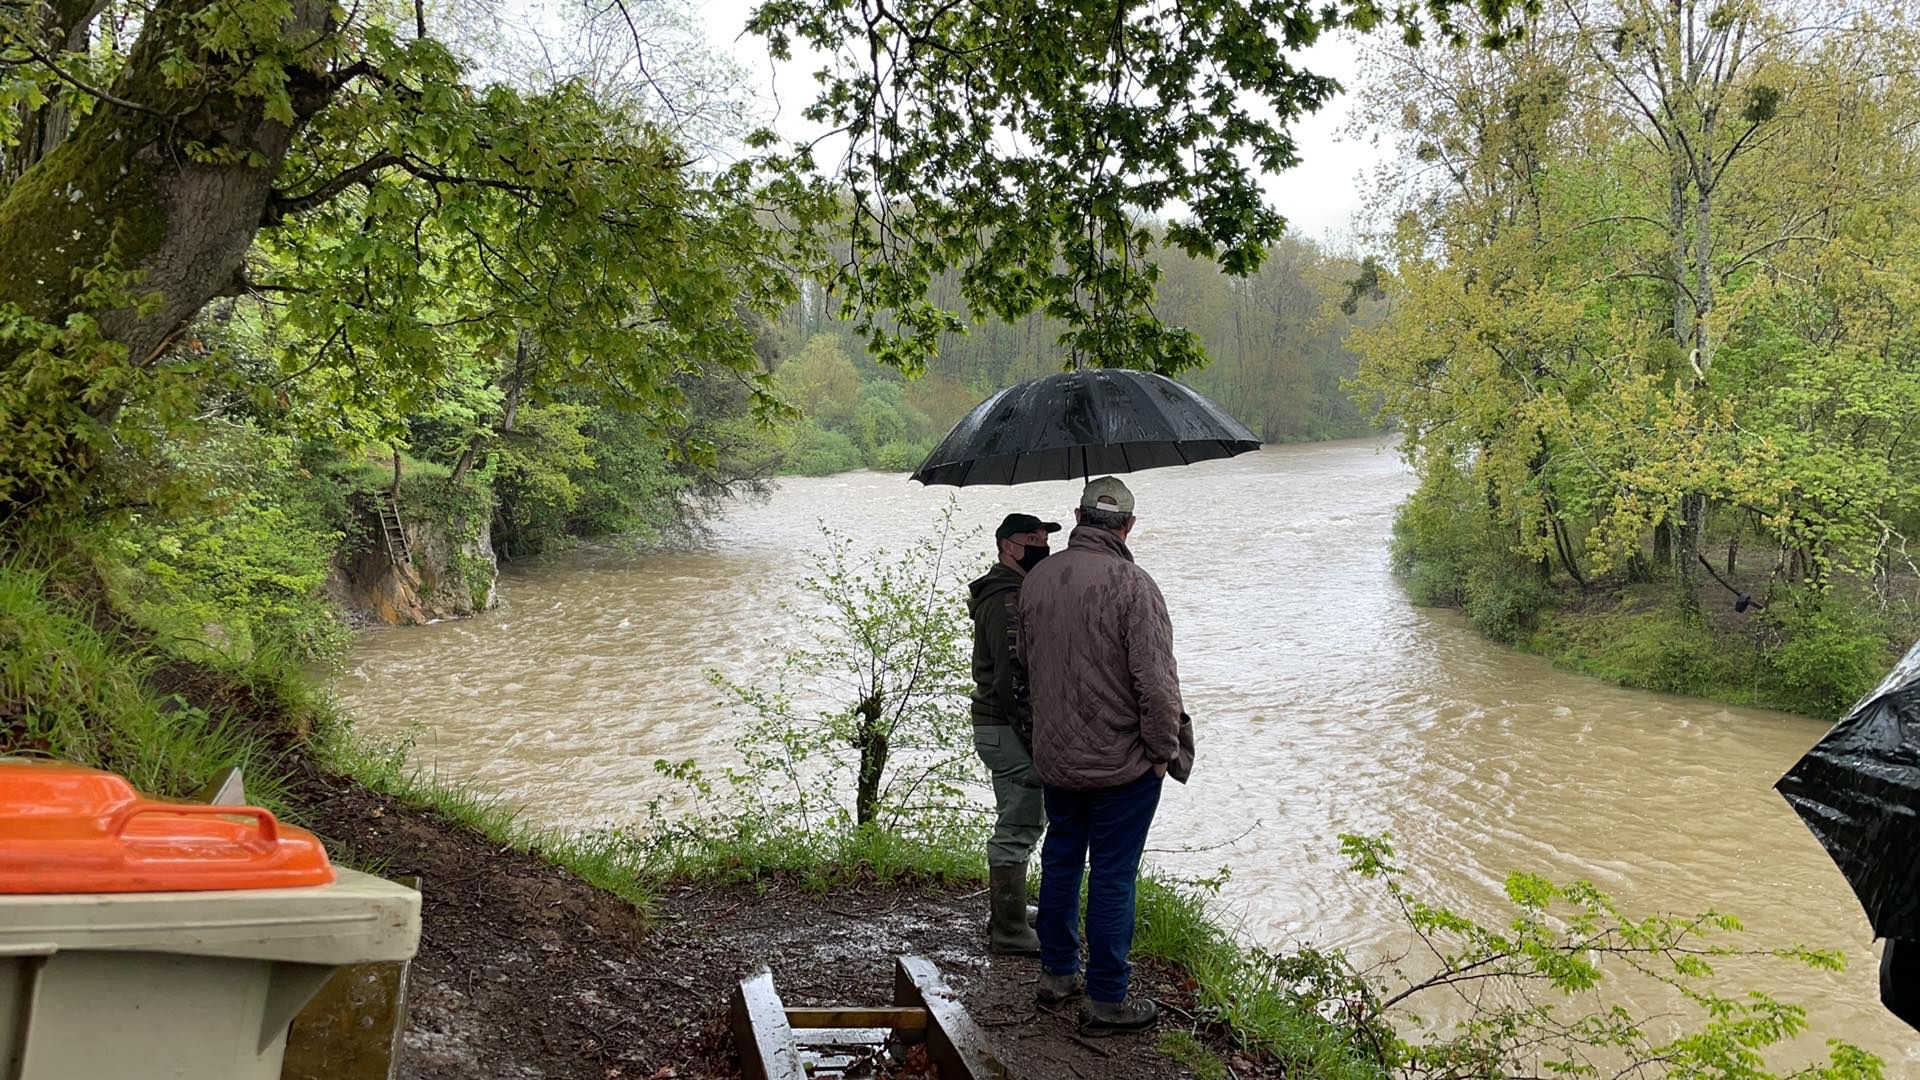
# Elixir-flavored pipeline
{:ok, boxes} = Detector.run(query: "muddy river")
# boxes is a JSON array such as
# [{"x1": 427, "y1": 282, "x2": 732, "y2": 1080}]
[{"x1": 336, "y1": 439, "x2": 1912, "y2": 1066}]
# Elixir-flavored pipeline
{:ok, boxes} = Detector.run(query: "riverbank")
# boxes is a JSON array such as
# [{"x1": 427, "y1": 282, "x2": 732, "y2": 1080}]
[
  {"x1": 1388, "y1": 492, "x2": 1914, "y2": 721},
  {"x1": 0, "y1": 547, "x2": 1322, "y2": 1079},
  {"x1": 289, "y1": 760, "x2": 1261, "y2": 1079},
  {"x1": 1506, "y1": 572, "x2": 1912, "y2": 721},
  {"x1": 291, "y1": 760, "x2": 1267, "y2": 1068}
]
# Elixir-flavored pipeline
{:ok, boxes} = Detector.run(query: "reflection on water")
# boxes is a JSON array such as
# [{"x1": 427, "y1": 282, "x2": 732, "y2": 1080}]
[{"x1": 336, "y1": 439, "x2": 1910, "y2": 1065}]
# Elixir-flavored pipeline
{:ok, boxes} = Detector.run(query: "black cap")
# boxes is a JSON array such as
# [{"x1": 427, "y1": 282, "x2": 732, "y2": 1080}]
[{"x1": 995, "y1": 513, "x2": 1062, "y2": 542}]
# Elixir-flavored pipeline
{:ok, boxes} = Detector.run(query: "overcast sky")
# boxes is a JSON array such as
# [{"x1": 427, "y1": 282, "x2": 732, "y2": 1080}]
[{"x1": 692, "y1": 1, "x2": 1389, "y2": 250}]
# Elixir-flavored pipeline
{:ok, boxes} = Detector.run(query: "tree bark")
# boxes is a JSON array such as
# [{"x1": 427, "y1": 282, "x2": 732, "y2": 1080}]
[
  {"x1": 0, "y1": 0, "x2": 335, "y2": 516},
  {"x1": 2, "y1": 0, "x2": 111, "y2": 187},
  {"x1": 853, "y1": 691, "x2": 888, "y2": 828}
]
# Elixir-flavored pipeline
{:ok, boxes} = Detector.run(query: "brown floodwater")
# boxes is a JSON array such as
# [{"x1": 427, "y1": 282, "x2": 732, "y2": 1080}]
[{"x1": 334, "y1": 439, "x2": 1913, "y2": 1067}]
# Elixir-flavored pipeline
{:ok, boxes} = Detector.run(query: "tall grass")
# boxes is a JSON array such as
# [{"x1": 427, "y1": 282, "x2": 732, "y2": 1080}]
[
  {"x1": 0, "y1": 561, "x2": 268, "y2": 797},
  {"x1": 1134, "y1": 876, "x2": 1388, "y2": 1079}
]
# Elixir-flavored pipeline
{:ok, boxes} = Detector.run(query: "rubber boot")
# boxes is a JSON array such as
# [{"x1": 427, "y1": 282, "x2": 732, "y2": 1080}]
[
  {"x1": 1079, "y1": 996, "x2": 1159, "y2": 1035},
  {"x1": 988, "y1": 864, "x2": 1041, "y2": 955}
]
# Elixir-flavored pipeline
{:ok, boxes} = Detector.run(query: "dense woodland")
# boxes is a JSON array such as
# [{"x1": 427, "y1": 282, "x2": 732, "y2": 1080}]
[
  {"x1": 0, "y1": 0, "x2": 1906, "y2": 710},
  {"x1": 1356, "y1": 0, "x2": 1920, "y2": 715},
  {"x1": 766, "y1": 240, "x2": 1381, "y2": 476}
]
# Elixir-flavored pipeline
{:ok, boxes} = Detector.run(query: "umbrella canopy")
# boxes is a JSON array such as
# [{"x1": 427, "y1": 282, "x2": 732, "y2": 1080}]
[
  {"x1": 1776, "y1": 640, "x2": 1920, "y2": 939},
  {"x1": 910, "y1": 368, "x2": 1261, "y2": 487}
]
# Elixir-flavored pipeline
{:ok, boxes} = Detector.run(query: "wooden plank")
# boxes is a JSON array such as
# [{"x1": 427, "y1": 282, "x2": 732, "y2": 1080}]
[
  {"x1": 790, "y1": 1027, "x2": 895, "y2": 1048},
  {"x1": 730, "y1": 969, "x2": 807, "y2": 1080},
  {"x1": 893, "y1": 956, "x2": 1011, "y2": 1080},
  {"x1": 783, "y1": 1006, "x2": 927, "y2": 1031}
]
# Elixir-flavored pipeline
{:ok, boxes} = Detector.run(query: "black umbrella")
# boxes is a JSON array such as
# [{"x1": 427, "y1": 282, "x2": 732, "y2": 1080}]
[
  {"x1": 910, "y1": 368, "x2": 1260, "y2": 486},
  {"x1": 1776, "y1": 641, "x2": 1920, "y2": 939}
]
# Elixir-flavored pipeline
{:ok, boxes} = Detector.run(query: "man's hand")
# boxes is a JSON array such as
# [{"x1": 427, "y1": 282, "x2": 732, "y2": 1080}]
[{"x1": 1153, "y1": 763, "x2": 1168, "y2": 778}]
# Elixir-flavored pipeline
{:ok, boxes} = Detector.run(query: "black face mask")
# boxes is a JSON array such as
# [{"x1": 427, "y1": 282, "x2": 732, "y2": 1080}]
[{"x1": 1016, "y1": 544, "x2": 1050, "y2": 572}]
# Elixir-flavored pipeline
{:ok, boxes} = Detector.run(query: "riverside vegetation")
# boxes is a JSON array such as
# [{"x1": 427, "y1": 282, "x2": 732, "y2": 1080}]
[
  {"x1": 0, "y1": 0, "x2": 1909, "y2": 1072},
  {"x1": 0, "y1": 508, "x2": 1887, "y2": 1077},
  {"x1": 1353, "y1": 0, "x2": 1920, "y2": 718}
]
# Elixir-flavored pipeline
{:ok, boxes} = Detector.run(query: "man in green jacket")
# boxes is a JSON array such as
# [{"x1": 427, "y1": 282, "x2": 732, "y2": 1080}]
[{"x1": 967, "y1": 511, "x2": 1059, "y2": 955}]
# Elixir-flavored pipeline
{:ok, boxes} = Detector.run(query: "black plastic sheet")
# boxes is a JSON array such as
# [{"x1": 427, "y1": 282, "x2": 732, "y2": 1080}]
[
  {"x1": 1777, "y1": 641, "x2": 1920, "y2": 940},
  {"x1": 1881, "y1": 938, "x2": 1920, "y2": 1032}
]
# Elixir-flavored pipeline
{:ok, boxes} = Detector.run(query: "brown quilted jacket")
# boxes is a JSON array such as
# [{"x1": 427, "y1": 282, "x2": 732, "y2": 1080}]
[{"x1": 1015, "y1": 525, "x2": 1184, "y2": 789}]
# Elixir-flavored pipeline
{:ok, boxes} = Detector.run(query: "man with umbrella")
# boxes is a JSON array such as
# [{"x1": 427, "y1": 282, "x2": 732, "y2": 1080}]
[
  {"x1": 1018, "y1": 476, "x2": 1189, "y2": 1034},
  {"x1": 967, "y1": 511, "x2": 1061, "y2": 956},
  {"x1": 913, "y1": 366, "x2": 1235, "y2": 1030}
]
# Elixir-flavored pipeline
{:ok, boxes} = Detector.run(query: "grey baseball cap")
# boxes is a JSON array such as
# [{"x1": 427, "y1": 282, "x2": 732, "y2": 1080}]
[{"x1": 1079, "y1": 476, "x2": 1134, "y2": 514}]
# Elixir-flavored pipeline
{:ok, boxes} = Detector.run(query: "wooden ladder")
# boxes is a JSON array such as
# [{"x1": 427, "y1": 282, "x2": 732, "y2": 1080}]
[{"x1": 376, "y1": 489, "x2": 412, "y2": 567}]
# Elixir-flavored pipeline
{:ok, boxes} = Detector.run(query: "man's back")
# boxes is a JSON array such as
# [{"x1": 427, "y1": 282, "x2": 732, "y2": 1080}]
[{"x1": 1018, "y1": 525, "x2": 1182, "y2": 790}]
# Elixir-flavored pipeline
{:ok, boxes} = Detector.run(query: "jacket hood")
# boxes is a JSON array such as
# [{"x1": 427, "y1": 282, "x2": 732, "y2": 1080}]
[{"x1": 968, "y1": 562, "x2": 1022, "y2": 617}]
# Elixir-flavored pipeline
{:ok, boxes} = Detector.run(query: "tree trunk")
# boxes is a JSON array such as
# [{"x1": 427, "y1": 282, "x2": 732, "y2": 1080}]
[
  {"x1": 1653, "y1": 519, "x2": 1673, "y2": 570},
  {"x1": 0, "y1": 0, "x2": 335, "y2": 518},
  {"x1": 853, "y1": 691, "x2": 888, "y2": 828},
  {"x1": 2, "y1": 0, "x2": 109, "y2": 187},
  {"x1": 449, "y1": 336, "x2": 530, "y2": 485},
  {"x1": 1551, "y1": 511, "x2": 1587, "y2": 589}
]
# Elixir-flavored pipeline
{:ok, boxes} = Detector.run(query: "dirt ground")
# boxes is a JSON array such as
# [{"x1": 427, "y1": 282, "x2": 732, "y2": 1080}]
[{"x1": 285, "y1": 766, "x2": 1273, "y2": 1079}]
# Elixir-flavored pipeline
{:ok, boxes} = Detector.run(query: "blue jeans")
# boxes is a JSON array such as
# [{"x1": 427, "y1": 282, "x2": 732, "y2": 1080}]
[{"x1": 1037, "y1": 769, "x2": 1164, "y2": 1003}]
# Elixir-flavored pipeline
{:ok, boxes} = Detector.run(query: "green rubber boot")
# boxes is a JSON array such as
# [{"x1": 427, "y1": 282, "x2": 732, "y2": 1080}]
[{"x1": 988, "y1": 864, "x2": 1041, "y2": 956}]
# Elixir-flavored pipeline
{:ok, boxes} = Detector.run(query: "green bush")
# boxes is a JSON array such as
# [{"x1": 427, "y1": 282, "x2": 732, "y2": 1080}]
[
  {"x1": 782, "y1": 423, "x2": 863, "y2": 476},
  {"x1": 1463, "y1": 559, "x2": 1555, "y2": 644},
  {"x1": 1761, "y1": 588, "x2": 1892, "y2": 719},
  {"x1": 1389, "y1": 473, "x2": 1483, "y2": 607},
  {"x1": 1391, "y1": 472, "x2": 1553, "y2": 641},
  {"x1": 568, "y1": 409, "x2": 688, "y2": 542},
  {"x1": 869, "y1": 439, "x2": 930, "y2": 473},
  {"x1": 107, "y1": 425, "x2": 349, "y2": 665}
]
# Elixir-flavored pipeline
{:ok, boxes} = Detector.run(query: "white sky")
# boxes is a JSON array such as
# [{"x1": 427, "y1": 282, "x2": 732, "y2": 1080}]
[{"x1": 693, "y1": 1, "x2": 1388, "y2": 250}]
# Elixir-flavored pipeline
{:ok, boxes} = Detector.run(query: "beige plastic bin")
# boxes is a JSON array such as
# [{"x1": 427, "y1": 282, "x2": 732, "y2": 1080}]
[{"x1": 0, "y1": 866, "x2": 421, "y2": 1080}]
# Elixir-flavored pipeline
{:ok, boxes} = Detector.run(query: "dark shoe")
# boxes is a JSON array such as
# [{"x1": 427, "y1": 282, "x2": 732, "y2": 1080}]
[
  {"x1": 1079, "y1": 996, "x2": 1158, "y2": 1034},
  {"x1": 988, "y1": 864, "x2": 1041, "y2": 956},
  {"x1": 1036, "y1": 970, "x2": 1084, "y2": 1006}
]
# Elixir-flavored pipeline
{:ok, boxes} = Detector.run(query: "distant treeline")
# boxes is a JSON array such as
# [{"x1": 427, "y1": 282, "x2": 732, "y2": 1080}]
[{"x1": 760, "y1": 234, "x2": 1385, "y2": 476}]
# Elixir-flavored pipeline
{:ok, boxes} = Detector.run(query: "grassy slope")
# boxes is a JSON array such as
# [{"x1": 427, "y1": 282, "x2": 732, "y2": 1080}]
[{"x1": 0, "y1": 548, "x2": 1382, "y2": 1078}]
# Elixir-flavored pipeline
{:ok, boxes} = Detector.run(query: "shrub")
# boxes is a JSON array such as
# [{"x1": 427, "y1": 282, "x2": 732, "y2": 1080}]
[
  {"x1": 1389, "y1": 471, "x2": 1484, "y2": 607},
  {"x1": 1761, "y1": 587, "x2": 1893, "y2": 719},
  {"x1": 869, "y1": 439, "x2": 931, "y2": 473},
  {"x1": 106, "y1": 425, "x2": 349, "y2": 665},
  {"x1": 1463, "y1": 558, "x2": 1554, "y2": 644},
  {"x1": 781, "y1": 423, "x2": 863, "y2": 476}
]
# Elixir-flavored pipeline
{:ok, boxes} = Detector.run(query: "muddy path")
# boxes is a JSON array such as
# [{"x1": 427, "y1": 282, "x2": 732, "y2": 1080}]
[{"x1": 287, "y1": 766, "x2": 1264, "y2": 1079}]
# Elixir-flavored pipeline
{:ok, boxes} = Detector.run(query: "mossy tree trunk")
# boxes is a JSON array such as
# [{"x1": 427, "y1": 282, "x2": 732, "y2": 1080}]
[
  {"x1": 0, "y1": 0, "x2": 338, "y2": 520},
  {"x1": 852, "y1": 690, "x2": 889, "y2": 828}
]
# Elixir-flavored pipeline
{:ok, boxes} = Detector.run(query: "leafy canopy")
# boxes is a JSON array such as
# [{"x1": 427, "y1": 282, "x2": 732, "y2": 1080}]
[{"x1": 745, "y1": 0, "x2": 1534, "y2": 376}]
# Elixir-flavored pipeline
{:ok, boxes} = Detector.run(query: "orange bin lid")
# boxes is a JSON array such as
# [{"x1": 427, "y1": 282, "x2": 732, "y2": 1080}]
[{"x1": 0, "y1": 761, "x2": 335, "y2": 893}]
